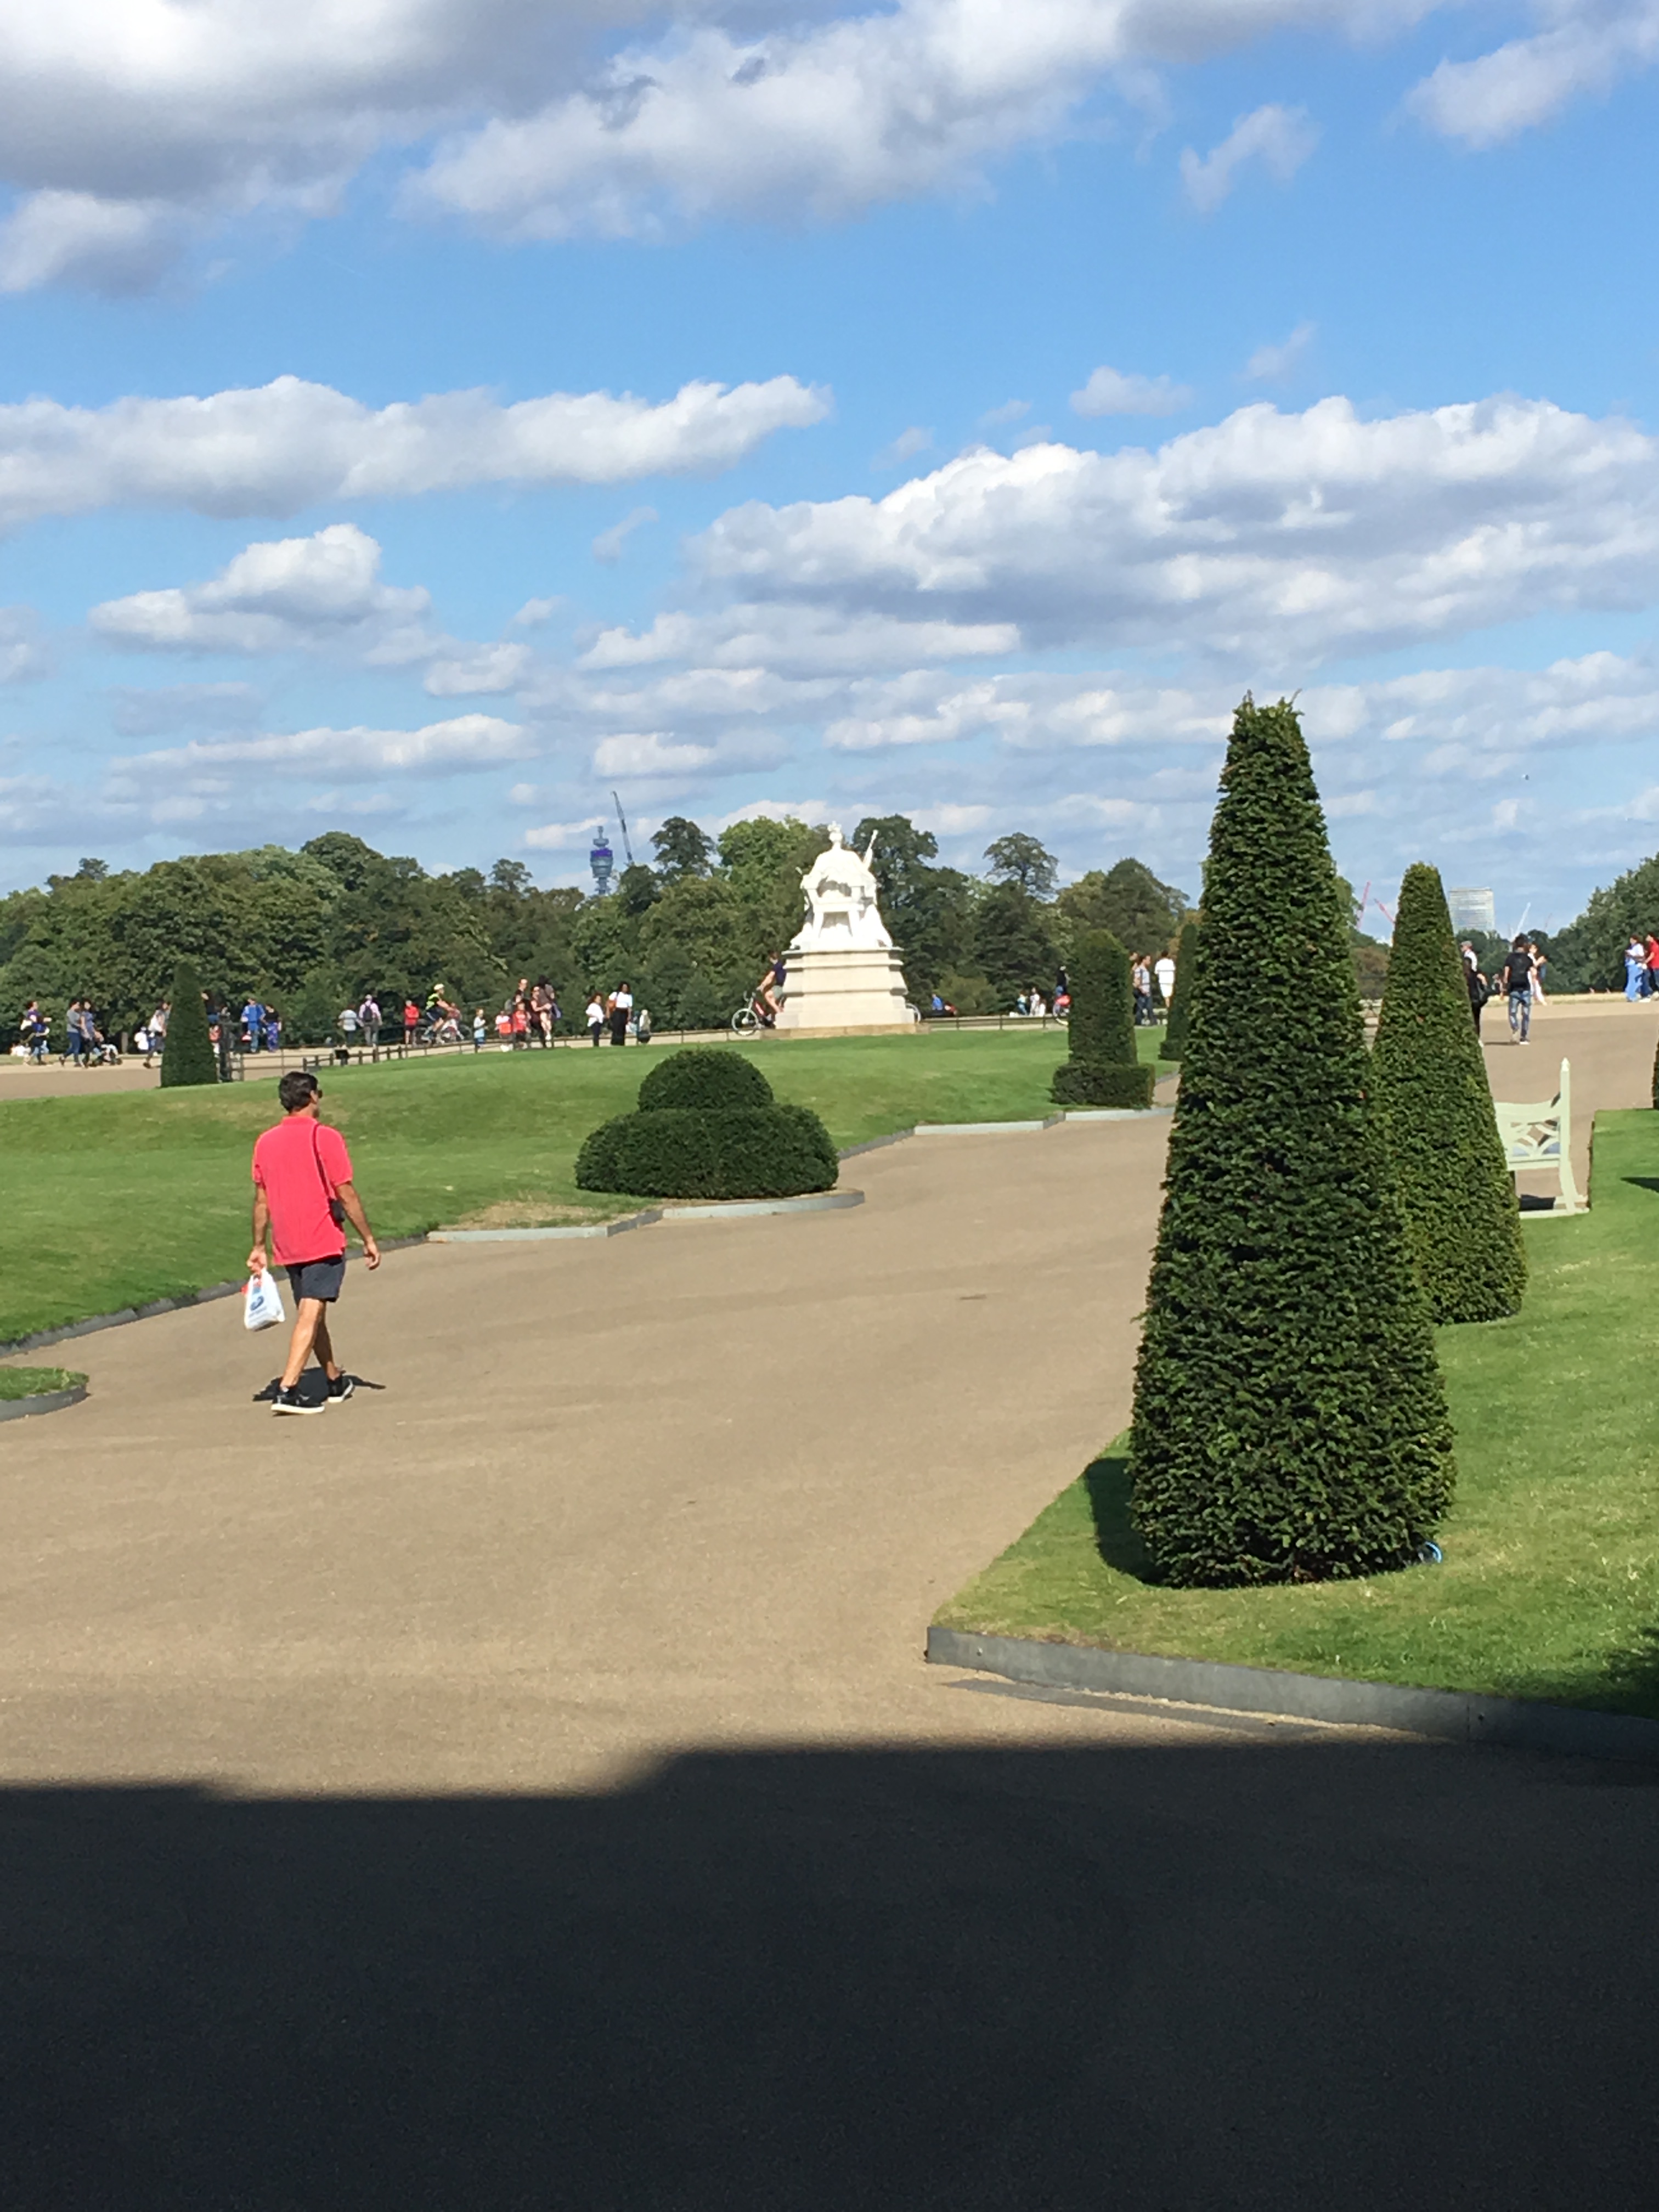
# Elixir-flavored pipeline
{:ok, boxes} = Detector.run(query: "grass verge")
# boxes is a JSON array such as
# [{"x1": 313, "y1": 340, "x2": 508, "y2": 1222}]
[
  {"x1": 0, "y1": 1026, "x2": 1166, "y2": 1342},
  {"x1": 0, "y1": 1366, "x2": 86, "y2": 1400},
  {"x1": 936, "y1": 1108, "x2": 1659, "y2": 1719}
]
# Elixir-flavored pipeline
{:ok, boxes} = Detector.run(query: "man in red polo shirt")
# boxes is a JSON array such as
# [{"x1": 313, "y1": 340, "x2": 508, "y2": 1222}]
[{"x1": 250, "y1": 1069, "x2": 381, "y2": 1416}]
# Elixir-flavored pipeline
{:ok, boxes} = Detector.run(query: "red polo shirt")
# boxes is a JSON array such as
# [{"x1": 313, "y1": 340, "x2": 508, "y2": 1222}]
[{"x1": 252, "y1": 1116, "x2": 352, "y2": 1265}]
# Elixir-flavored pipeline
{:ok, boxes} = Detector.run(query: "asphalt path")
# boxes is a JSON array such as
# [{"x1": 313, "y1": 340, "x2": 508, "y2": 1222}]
[{"x1": 2, "y1": 999, "x2": 1657, "y2": 2204}]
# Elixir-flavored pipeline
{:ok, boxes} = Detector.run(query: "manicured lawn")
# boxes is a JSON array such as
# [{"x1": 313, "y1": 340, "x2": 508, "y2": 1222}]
[
  {"x1": 937, "y1": 1109, "x2": 1659, "y2": 1719},
  {"x1": 0, "y1": 1365, "x2": 85, "y2": 1400},
  {"x1": 0, "y1": 1025, "x2": 1166, "y2": 1343}
]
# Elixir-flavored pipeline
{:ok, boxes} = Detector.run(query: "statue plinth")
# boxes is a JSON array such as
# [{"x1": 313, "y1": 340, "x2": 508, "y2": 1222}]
[{"x1": 776, "y1": 943, "x2": 914, "y2": 1032}]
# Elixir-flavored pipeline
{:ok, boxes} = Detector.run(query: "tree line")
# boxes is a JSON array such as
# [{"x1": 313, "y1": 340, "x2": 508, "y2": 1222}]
[{"x1": 0, "y1": 819, "x2": 1193, "y2": 1047}]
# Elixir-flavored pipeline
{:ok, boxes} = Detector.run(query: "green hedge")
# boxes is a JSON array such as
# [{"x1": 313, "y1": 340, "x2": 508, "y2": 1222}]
[
  {"x1": 1051, "y1": 1061, "x2": 1155, "y2": 1109},
  {"x1": 1128, "y1": 696, "x2": 1453, "y2": 1587},
  {"x1": 576, "y1": 1103, "x2": 839, "y2": 1199},
  {"x1": 159, "y1": 962, "x2": 218, "y2": 1088},
  {"x1": 1372, "y1": 862, "x2": 1526, "y2": 1324},
  {"x1": 636, "y1": 1047, "x2": 772, "y2": 1114},
  {"x1": 1159, "y1": 921, "x2": 1197, "y2": 1062}
]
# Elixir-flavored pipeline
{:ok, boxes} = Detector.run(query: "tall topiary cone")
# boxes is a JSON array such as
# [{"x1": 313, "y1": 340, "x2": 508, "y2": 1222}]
[
  {"x1": 1129, "y1": 698, "x2": 1453, "y2": 1585},
  {"x1": 1159, "y1": 921, "x2": 1197, "y2": 1061},
  {"x1": 1051, "y1": 930, "x2": 1154, "y2": 1108},
  {"x1": 1372, "y1": 863, "x2": 1526, "y2": 1323},
  {"x1": 159, "y1": 961, "x2": 218, "y2": 1088}
]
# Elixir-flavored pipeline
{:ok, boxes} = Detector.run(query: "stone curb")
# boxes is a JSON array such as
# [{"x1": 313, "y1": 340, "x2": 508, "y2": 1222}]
[
  {"x1": 913, "y1": 1116, "x2": 1065, "y2": 1136},
  {"x1": 428, "y1": 1212, "x2": 661, "y2": 1243},
  {"x1": 924, "y1": 1626, "x2": 1659, "y2": 1765},
  {"x1": 0, "y1": 1381, "x2": 89, "y2": 1423},
  {"x1": 1063, "y1": 1107, "x2": 1176, "y2": 1122},
  {"x1": 837, "y1": 1130, "x2": 915, "y2": 1159},
  {"x1": 658, "y1": 1190, "x2": 865, "y2": 1221}
]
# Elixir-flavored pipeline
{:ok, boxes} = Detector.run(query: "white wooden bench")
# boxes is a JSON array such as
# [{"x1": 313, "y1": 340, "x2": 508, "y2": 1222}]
[{"x1": 1492, "y1": 1057, "x2": 1584, "y2": 1215}]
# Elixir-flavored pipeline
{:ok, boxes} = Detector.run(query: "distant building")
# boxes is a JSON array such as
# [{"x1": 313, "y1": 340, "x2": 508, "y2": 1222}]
[
  {"x1": 590, "y1": 830, "x2": 615, "y2": 896},
  {"x1": 1448, "y1": 887, "x2": 1496, "y2": 935}
]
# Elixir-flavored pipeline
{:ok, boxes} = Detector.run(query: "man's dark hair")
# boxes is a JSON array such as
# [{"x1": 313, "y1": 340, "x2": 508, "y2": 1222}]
[{"x1": 279, "y1": 1070, "x2": 320, "y2": 1113}]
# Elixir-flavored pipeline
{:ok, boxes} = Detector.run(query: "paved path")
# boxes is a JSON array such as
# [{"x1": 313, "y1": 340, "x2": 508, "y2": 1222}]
[{"x1": 3, "y1": 1002, "x2": 1657, "y2": 2203}]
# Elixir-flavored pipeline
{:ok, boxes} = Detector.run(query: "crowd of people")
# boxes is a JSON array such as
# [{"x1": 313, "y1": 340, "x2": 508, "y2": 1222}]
[
  {"x1": 1623, "y1": 935, "x2": 1659, "y2": 1000},
  {"x1": 1462, "y1": 936, "x2": 1550, "y2": 1042}
]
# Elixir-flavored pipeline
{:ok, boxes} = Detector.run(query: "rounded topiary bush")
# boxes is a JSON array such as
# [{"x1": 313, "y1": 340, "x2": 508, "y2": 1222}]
[
  {"x1": 1052, "y1": 1060, "x2": 1155, "y2": 1109},
  {"x1": 636, "y1": 1047, "x2": 774, "y2": 1114}
]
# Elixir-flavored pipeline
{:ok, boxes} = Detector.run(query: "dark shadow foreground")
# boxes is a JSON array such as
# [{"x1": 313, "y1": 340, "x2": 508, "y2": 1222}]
[{"x1": 4, "y1": 1740, "x2": 1657, "y2": 2208}]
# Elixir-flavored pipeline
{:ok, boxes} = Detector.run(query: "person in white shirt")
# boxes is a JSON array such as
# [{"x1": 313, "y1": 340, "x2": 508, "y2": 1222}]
[
  {"x1": 585, "y1": 992, "x2": 606, "y2": 1047},
  {"x1": 1154, "y1": 953, "x2": 1177, "y2": 1007}
]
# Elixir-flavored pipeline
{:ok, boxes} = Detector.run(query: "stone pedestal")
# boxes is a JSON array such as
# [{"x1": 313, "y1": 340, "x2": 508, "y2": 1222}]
[{"x1": 776, "y1": 944, "x2": 914, "y2": 1032}]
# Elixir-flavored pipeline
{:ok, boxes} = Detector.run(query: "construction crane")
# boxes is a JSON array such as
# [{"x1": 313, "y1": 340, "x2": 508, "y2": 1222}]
[{"x1": 611, "y1": 791, "x2": 636, "y2": 870}]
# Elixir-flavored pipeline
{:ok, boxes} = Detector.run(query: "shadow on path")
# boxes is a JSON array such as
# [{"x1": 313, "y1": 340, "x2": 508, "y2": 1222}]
[{"x1": 4, "y1": 1741, "x2": 1657, "y2": 2207}]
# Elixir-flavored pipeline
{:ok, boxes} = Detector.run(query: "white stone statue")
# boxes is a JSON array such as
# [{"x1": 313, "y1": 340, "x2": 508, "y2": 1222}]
[{"x1": 792, "y1": 825, "x2": 893, "y2": 951}]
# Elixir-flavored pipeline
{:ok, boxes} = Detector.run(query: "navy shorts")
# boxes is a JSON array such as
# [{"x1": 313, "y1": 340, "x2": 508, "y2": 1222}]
[{"x1": 286, "y1": 1255, "x2": 346, "y2": 1304}]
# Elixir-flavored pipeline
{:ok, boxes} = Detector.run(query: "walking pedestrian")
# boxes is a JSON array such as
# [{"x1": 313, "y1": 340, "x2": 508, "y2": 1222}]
[
  {"x1": 1502, "y1": 935, "x2": 1534, "y2": 1043},
  {"x1": 1465, "y1": 957, "x2": 1489, "y2": 1037},
  {"x1": 608, "y1": 982, "x2": 633, "y2": 1046},
  {"x1": 143, "y1": 1000, "x2": 169, "y2": 1066},
  {"x1": 22, "y1": 998, "x2": 48, "y2": 1063},
  {"x1": 1154, "y1": 950, "x2": 1176, "y2": 1009},
  {"x1": 1132, "y1": 956, "x2": 1152, "y2": 1025},
  {"x1": 586, "y1": 991, "x2": 605, "y2": 1046},
  {"x1": 1646, "y1": 935, "x2": 1659, "y2": 1000},
  {"x1": 358, "y1": 992, "x2": 381, "y2": 1052},
  {"x1": 402, "y1": 997, "x2": 420, "y2": 1051},
  {"x1": 1625, "y1": 937, "x2": 1648, "y2": 1000},
  {"x1": 531, "y1": 978, "x2": 555, "y2": 1046},
  {"x1": 472, "y1": 1007, "x2": 487, "y2": 1052},
  {"x1": 249, "y1": 1069, "x2": 380, "y2": 1418}
]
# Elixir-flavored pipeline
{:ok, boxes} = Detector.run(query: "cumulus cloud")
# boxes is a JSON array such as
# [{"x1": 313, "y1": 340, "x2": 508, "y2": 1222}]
[
  {"x1": 523, "y1": 814, "x2": 606, "y2": 851},
  {"x1": 1070, "y1": 365, "x2": 1192, "y2": 417},
  {"x1": 1179, "y1": 103, "x2": 1319, "y2": 213},
  {"x1": 0, "y1": 606, "x2": 50, "y2": 682},
  {"x1": 1408, "y1": 5, "x2": 1659, "y2": 148},
  {"x1": 422, "y1": 641, "x2": 534, "y2": 696},
  {"x1": 90, "y1": 523, "x2": 435, "y2": 659},
  {"x1": 0, "y1": 374, "x2": 828, "y2": 535},
  {"x1": 690, "y1": 395, "x2": 1659, "y2": 666},
  {"x1": 875, "y1": 427, "x2": 934, "y2": 471},
  {"x1": 125, "y1": 713, "x2": 533, "y2": 778},
  {"x1": 575, "y1": 603, "x2": 1018, "y2": 675}
]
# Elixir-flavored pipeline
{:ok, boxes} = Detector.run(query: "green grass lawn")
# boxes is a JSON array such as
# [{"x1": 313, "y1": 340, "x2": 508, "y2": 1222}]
[
  {"x1": 0, "y1": 1365, "x2": 85, "y2": 1400},
  {"x1": 0, "y1": 1026, "x2": 1167, "y2": 1343},
  {"x1": 938, "y1": 1109, "x2": 1659, "y2": 1718}
]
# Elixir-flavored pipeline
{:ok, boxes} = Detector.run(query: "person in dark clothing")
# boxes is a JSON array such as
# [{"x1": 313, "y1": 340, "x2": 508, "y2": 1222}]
[
  {"x1": 1465, "y1": 958, "x2": 1489, "y2": 1037},
  {"x1": 1502, "y1": 936, "x2": 1533, "y2": 1043}
]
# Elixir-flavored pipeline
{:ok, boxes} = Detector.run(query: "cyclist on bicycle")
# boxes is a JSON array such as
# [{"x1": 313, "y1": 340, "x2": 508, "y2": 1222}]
[{"x1": 756, "y1": 951, "x2": 786, "y2": 1026}]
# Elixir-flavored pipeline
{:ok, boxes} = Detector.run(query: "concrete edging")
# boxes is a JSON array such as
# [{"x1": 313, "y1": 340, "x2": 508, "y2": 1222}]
[
  {"x1": 428, "y1": 1211, "x2": 661, "y2": 1243},
  {"x1": 1063, "y1": 1107, "x2": 1176, "y2": 1122},
  {"x1": 659, "y1": 1190, "x2": 864, "y2": 1221},
  {"x1": 924, "y1": 1625, "x2": 1659, "y2": 1764},
  {"x1": 0, "y1": 1381, "x2": 89, "y2": 1423},
  {"x1": 913, "y1": 1116, "x2": 1065, "y2": 1136}
]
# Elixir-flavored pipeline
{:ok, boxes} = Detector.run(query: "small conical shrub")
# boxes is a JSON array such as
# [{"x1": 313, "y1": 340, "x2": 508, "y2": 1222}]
[
  {"x1": 1129, "y1": 697, "x2": 1454, "y2": 1586},
  {"x1": 1159, "y1": 921, "x2": 1197, "y2": 1061},
  {"x1": 1372, "y1": 864, "x2": 1526, "y2": 1323},
  {"x1": 159, "y1": 962, "x2": 218, "y2": 1088},
  {"x1": 1051, "y1": 930, "x2": 1153, "y2": 1108}
]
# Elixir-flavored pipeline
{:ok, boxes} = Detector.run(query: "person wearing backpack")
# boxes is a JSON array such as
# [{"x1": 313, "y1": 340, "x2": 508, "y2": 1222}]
[
  {"x1": 250, "y1": 1069, "x2": 381, "y2": 1417},
  {"x1": 1462, "y1": 947, "x2": 1491, "y2": 1037}
]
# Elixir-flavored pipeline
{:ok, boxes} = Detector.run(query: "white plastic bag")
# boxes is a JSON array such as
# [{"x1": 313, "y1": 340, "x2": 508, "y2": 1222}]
[{"x1": 244, "y1": 1269, "x2": 286, "y2": 1332}]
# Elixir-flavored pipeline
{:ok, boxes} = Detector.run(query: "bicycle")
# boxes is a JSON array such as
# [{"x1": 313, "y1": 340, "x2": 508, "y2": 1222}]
[{"x1": 730, "y1": 994, "x2": 776, "y2": 1037}]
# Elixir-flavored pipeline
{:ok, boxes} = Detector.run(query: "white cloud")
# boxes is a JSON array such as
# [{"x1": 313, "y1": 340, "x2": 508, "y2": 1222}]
[
  {"x1": 1408, "y1": 5, "x2": 1659, "y2": 148},
  {"x1": 1245, "y1": 321, "x2": 1316, "y2": 380},
  {"x1": 979, "y1": 400, "x2": 1031, "y2": 429},
  {"x1": 512, "y1": 595, "x2": 565, "y2": 628},
  {"x1": 575, "y1": 602, "x2": 1019, "y2": 675},
  {"x1": 422, "y1": 642, "x2": 533, "y2": 696},
  {"x1": 0, "y1": 373, "x2": 828, "y2": 535},
  {"x1": 593, "y1": 733, "x2": 721, "y2": 778},
  {"x1": 592, "y1": 505, "x2": 659, "y2": 562},
  {"x1": 90, "y1": 523, "x2": 435, "y2": 658},
  {"x1": 912, "y1": 802, "x2": 992, "y2": 834},
  {"x1": 875, "y1": 426, "x2": 934, "y2": 470},
  {"x1": 523, "y1": 814, "x2": 606, "y2": 851},
  {"x1": 0, "y1": 606, "x2": 50, "y2": 682},
  {"x1": 692, "y1": 394, "x2": 1659, "y2": 666},
  {"x1": 1070, "y1": 365, "x2": 1193, "y2": 417},
  {"x1": 1302, "y1": 652, "x2": 1659, "y2": 760},
  {"x1": 1180, "y1": 103, "x2": 1319, "y2": 212},
  {"x1": 126, "y1": 713, "x2": 532, "y2": 778}
]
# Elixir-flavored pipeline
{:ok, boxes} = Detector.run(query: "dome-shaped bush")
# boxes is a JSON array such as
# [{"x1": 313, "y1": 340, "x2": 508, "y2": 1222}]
[
  {"x1": 636, "y1": 1047, "x2": 774, "y2": 1114},
  {"x1": 577, "y1": 1103, "x2": 838, "y2": 1199}
]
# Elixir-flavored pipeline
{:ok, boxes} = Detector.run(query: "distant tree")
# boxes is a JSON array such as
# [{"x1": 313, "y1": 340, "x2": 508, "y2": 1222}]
[
  {"x1": 1057, "y1": 859, "x2": 1187, "y2": 955},
  {"x1": 488, "y1": 858, "x2": 534, "y2": 898},
  {"x1": 1372, "y1": 864, "x2": 1526, "y2": 1323},
  {"x1": 984, "y1": 833, "x2": 1059, "y2": 899},
  {"x1": 851, "y1": 814, "x2": 978, "y2": 1007},
  {"x1": 652, "y1": 816, "x2": 715, "y2": 883},
  {"x1": 717, "y1": 815, "x2": 822, "y2": 953},
  {"x1": 1130, "y1": 696, "x2": 1453, "y2": 1585},
  {"x1": 1544, "y1": 849, "x2": 1659, "y2": 992},
  {"x1": 973, "y1": 879, "x2": 1059, "y2": 1003},
  {"x1": 160, "y1": 961, "x2": 218, "y2": 1088},
  {"x1": 615, "y1": 863, "x2": 661, "y2": 919}
]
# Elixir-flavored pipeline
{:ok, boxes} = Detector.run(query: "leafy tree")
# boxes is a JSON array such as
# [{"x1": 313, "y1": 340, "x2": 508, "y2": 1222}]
[
  {"x1": 1051, "y1": 930, "x2": 1153, "y2": 1108},
  {"x1": 1159, "y1": 921, "x2": 1198, "y2": 1062},
  {"x1": 984, "y1": 832, "x2": 1058, "y2": 899},
  {"x1": 1372, "y1": 864, "x2": 1526, "y2": 1323},
  {"x1": 1543, "y1": 849, "x2": 1659, "y2": 991},
  {"x1": 717, "y1": 815, "x2": 823, "y2": 954},
  {"x1": 972, "y1": 879, "x2": 1058, "y2": 1004},
  {"x1": 1129, "y1": 697, "x2": 1453, "y2": 1586},
  {"x1": 160, "y1": 962, "x2": 218, "y2": 1087},
  {"x1": 850, "y1": 814, "x2": 978, "y2": 1007},
  {"x1": 652, "y1": 815, "x2": 715, "y2": 882},
  {"x1": 615, "y1": 863, "x2": 661, "y2": 919},
  {"x1": 1057, "y1": 859, "x2": 1187, "y2": 956}
]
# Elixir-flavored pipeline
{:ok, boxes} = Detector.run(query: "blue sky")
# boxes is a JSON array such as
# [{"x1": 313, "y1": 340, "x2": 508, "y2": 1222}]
[{"x1": 2, "y1": 2, "x2": 1657, "y2": 933}]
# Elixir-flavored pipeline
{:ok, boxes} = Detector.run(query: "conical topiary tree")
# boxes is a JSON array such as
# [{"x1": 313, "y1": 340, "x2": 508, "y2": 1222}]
[
  {"x1": 159, "y1": 961, "x2": 218, "y2": 1088},
  {"x1": 1129, "y1": 697, "x2": 1454, "y2": 1586},
  {"x1": 1158, "y1": 921, "x2": 1197, "y2": 1062},
  {"x1": 1051, "y1": 930, "x2": 1154, "y2": 1108},
  {"x1": 1372, "y1": 863, "x2": 1526, "y2": 1323}
]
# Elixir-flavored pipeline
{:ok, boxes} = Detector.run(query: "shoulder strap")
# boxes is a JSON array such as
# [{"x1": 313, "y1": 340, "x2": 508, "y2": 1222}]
[{"x1": 309, "y1": 1122, "x2": 334, "y2": 1199}]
